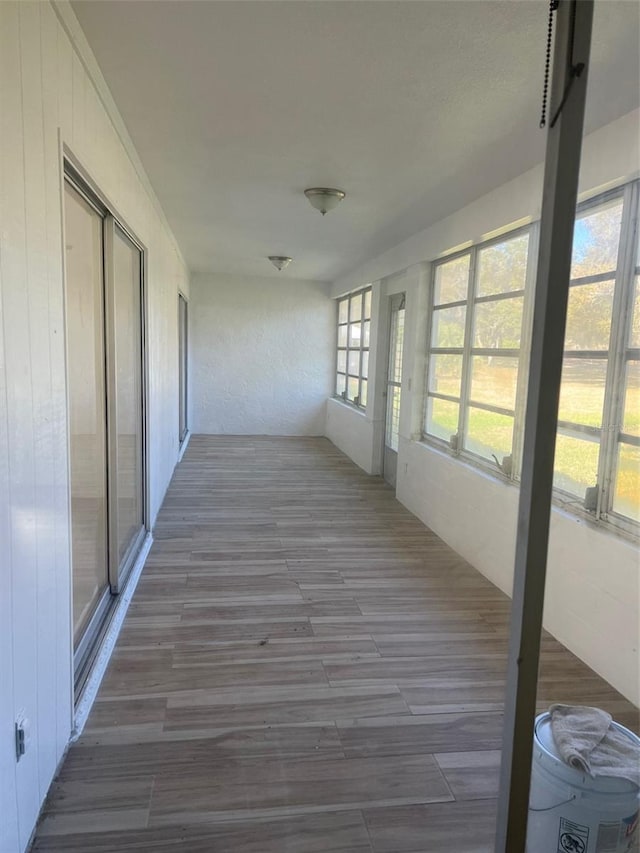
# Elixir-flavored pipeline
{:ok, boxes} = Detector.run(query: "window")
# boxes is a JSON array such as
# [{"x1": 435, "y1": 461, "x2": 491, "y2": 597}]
[
  {"x1": 423, "y1": 180, "x2": 640, "y2": 532},
  {"x1": 425, "y1": 229, "x2": 533, "y2": 471},
  {"x1": 555, "y1": 185, "x2": 639, "y2": 529},
  {"x1": 336, "y1": 286, "x2": 372, "y2": 408}
]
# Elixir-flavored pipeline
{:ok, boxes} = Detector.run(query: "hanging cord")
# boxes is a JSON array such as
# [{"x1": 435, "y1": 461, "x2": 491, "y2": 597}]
[
  {"x1": 539, "y1": 0, "x2": 559, "y2": 128},
  {"x1": 540, "y1": 0, "x2": 586, "y2": 130}
]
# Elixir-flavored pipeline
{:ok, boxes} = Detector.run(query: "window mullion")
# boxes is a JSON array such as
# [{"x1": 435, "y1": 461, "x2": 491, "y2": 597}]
[
  {"x1": 346, "y1": 296, "x2": 352, "y2": 401},
  {"x1": 422, "y1": 264, "x2": 435, "y2": 435},
  {"x1": 513, "y1": 223, "x2": 539, "y2": 480},
  {"x1": 359, "y1": 309, "x2": 365, "y2": 406},
  {"x1": 598, "y1": 180, "x2": 640, "y2": 518},
  {"x1": 457, "y1": 249, "x2": 477, "y2": 451}
]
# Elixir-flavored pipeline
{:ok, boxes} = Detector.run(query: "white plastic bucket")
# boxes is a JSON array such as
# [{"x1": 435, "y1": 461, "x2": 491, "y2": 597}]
[{"x1": 527, "y1": 712, "x2": 639, "y2": 853}]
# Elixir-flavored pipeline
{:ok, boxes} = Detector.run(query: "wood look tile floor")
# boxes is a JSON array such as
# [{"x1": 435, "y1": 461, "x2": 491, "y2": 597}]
[{"x1": 33, "y1": 436, "x2": 639, "y2": 852}]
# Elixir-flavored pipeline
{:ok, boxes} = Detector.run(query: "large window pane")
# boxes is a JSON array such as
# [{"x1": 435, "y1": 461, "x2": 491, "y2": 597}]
[
  {"x1": 337, "y1": 350, "x2": 347, "y2": 373},
  {"x1": 336, "y1": 372, "x2": 346, "y2": 396},
  {"x1": 349, "y1": 323, "x2": 361, "y2": 346},
  {"x1": 613, "y1": 443, "x2": 640, "y2": 522},
  {"x1": 426, "y1": 397, "x2": 459, "y2": 442},
  {"x1": 469, "y1": 356, "x2": 518, "y2": 411},
  {"x1": 338, "y1": 299, "x2": 348, "y2": 324},
  {"x1": 622, "y1": 360, "x2": 639, "y2": 436},
  {"x1": 554, "y1": 433, "x2": 600, "y2": 497},
  {"x1": 350, "y1": 293, "x2": 363, "y2": 322},
  {"x1": 348, "y1": 350, "x2": 360, "y2": 375},
  {"x1": 386, "y1": 386, "x2": 401, "y2": 452},
  {"x1": 432, "y1": 305, "x2": 466, "y2": 348},
  {"x1": 473, "y1": 296, "x2": 523, "y2": 349},
  {"x1": 429, "y1": 354, "x2": 463, "y2": 398},
  {"x1": 434, "y1": 254, "x2": 470, "y2": 305},
  {"x1": 360, "y1": 379, "x2": 368, "y2": 408},
  {"x1": 465, "y1": 407, "x2": 514, "y2": 461},
  {"x1": 64, "y1": 182, "x2": 109, "y2": 644},
  {"x1": 558, "y1": 359, "x2": 607, "y2": 429},
  {"x1": 363, "y1": 321, "x2": 371, "y2": 347},
  {"x1": 389, "y1": 309, "x2": 405, "y2": 384},
  {"x1": 113, "y1": 226, "x2": 144, "y2": 563},
  {"x1": 362, "y1": 350, "x2": 369, "y2": 379},
  {"x1": 476, "y1": 233, "x2": 529, "y2": 297},
  {"x1": 571, "y1": 198, "x2": 623, "y2": 278},
  {"x1": 364, "y1": 290, "x2": 372, "y2": 319},
  {"x1": 347, "y1": 376, "x2": 359, "y2": 401},
  {"x1": 565, "y1": 280, "x2": 614, "y2": 351},
  {"x1": 338, "y1": 325, "x2": 348, "y2": 347}
]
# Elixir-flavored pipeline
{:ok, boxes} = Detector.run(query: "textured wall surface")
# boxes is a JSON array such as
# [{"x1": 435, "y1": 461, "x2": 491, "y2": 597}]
[
  {"x1": 192, "y1": 274, "x2": 334, "y2": 436},
  {"x1": 0, "y1": 3, "x2": 188, "y2": 850}
]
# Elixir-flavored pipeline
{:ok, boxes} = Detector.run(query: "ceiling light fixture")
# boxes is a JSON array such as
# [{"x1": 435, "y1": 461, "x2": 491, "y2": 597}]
[
  {"x1": 268, "y1": 255, "x2": 293, "y2": 271},
  {"x1": 304, "y1": 187, "x2": 346, "y2": 216}
]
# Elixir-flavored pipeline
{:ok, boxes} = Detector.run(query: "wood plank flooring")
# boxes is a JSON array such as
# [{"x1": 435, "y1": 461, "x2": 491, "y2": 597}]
[{"x1": 32, "y1": 436, "x2": 639, "y2": 852}]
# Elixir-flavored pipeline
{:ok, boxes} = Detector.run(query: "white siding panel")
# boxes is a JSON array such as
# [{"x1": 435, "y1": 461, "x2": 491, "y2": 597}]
[
  {"x1": 2, "y1": 5, "x2": 42, "y2": 847},
  {"x1": 0, "y1": 2, "x2": 190, "y2": 849},
  {"x1": 40, "y1": 0, "x2": 74, "y2": 764},
  {"x1": 0, "y1": 41, "x2": 20, "y2": 840},
  {"x1": 20, "y1": 1, "x2": 60, "y2": 800}
]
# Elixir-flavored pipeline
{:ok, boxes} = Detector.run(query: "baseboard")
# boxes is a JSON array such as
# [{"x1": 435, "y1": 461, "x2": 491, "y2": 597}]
[
  {"x1": 178, "y1": 430, "x2": 191, "y2": 461},
  {"x1": 71, "y1": 532, "x2": 153, "y2": 739}
]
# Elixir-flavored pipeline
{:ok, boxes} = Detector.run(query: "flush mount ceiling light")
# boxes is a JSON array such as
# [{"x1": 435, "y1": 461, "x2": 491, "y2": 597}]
[
  {"x1": 268, "y1": 255, "x2": 293, "y2": 271},
  {"x1": 304, "y1": 187, "x2": 346, "y2": 216}
]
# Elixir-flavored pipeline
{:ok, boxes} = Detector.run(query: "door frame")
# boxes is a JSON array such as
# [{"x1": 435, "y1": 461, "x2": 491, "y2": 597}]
[
  {"x1": 178, "y1": 291, "x2": 189, "y2": 446},
  {"x1": 382, "y1": 291, "x2": 406, "y2": 487},
  {"x1": 62, "y1": 151, "x2": 150, "y2": 690}
]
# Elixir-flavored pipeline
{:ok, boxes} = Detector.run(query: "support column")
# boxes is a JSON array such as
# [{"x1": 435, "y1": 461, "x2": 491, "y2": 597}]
[{"x1": 495, "y1": 2, "x2": 594, "y2": 851}]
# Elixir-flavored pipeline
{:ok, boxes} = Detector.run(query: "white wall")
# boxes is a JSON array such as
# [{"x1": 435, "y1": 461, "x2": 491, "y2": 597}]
[
  {"x1": 0, "y1": 3, "x2": 189, "y2": 851},
  {"x1": 325, "y1": 110, "x2": 640, "y2": 706},
  {"x1": 191, "y1": 273, "x2": 333, "y2": 435}
]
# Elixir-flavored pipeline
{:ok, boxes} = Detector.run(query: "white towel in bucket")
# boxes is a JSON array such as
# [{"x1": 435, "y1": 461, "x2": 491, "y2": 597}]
[{"x1": 549, "y1": 704, "x2": 640, "y2": 787}]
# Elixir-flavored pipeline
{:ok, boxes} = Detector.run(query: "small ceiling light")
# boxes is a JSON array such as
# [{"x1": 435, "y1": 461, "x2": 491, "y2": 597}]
[
  {"x1": 304, "y1": 187, "x2": 346, "y2": 216},
  {"x1": 268, "y1": 255, "x2": 292, "y2": 271}
]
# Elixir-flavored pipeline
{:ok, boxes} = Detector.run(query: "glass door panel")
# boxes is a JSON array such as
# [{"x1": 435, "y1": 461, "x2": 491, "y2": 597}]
[
  {"x1": 383, "y1": 293, "x2": 406, "y2": 487},
  {"x1": 179, "y1": 294, "x2": 188, "y2": 443},
  {"x1": 111, "y1": 224, "x2": 144, "y2": 577},
  {"x1": 64, "y1": 182, "x2": 109, "y2": 644}
]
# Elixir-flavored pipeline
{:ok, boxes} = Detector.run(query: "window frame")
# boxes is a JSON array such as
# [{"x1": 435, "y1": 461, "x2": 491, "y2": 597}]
[
  {"x1": 63, "y1": 157, "x2": 150, "y2": 690},
  {"x1": 423, "y1": 224, "x2": 537, "y2": 479},
  {"x1": 335, "y1": 285, "x2": 372, "y2": 409},
  {"x1": 178, "y1": 292, "x2": 189, "y2": 445},
  {"x1": 590, "y1": 182, "x2": 639, "y2": 534},
  {"x1": 421, "y1": 179, "x2": 640, "y2": 537}
]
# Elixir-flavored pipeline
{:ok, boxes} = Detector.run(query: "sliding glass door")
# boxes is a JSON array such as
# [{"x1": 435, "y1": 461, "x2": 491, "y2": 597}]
[
  {"x1": 63, "y1": 166, "x2": 146, "y2": 684},
  {"x1": 178, "y1": 293, "x2": 188, "y2": 444},
  {"x1": 109, "y1": 224, "x2": 145, "y2": 588},
  {"x1": 64, "y1": 181, "x2": 110, "y2": 647}
]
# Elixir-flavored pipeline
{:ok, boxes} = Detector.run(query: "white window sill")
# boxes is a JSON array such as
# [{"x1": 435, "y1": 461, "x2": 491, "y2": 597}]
[{"x1": 329, "y1": 396, "x2": 368, "y2": 417}]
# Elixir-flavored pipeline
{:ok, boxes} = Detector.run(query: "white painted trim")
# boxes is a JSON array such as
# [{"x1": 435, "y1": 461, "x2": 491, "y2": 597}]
[
  {"x1": 71, "y1": 532, "x2": 153, "y2": 739},
  {"x1": 178, "y1": 430, "x2": 191, "y2": 461},
  {"x1": 49, "y1": 0, "x2": 188, "y2": 273}
]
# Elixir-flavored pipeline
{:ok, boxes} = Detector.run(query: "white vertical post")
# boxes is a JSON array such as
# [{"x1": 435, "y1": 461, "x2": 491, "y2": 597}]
[{"x1": 495, "y1": 2, "x2": 594, "y2": 851}]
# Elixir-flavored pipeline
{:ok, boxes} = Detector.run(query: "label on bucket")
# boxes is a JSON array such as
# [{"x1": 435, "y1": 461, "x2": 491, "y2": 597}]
[
  {"x1": 594, "y1": 810, "x2": 638, "y2": 853},
  {"x1": 557, "y1": 817, "x2": 589, "y2": 853},
  {"x1": 595, "y1": 821, "x2": 620, "y2": 852}
]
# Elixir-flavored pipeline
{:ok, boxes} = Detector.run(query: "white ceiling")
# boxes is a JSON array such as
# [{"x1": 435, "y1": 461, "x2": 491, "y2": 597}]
[{"x1": 72, "y1": 0, "x2": 639, "y2": 282}]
